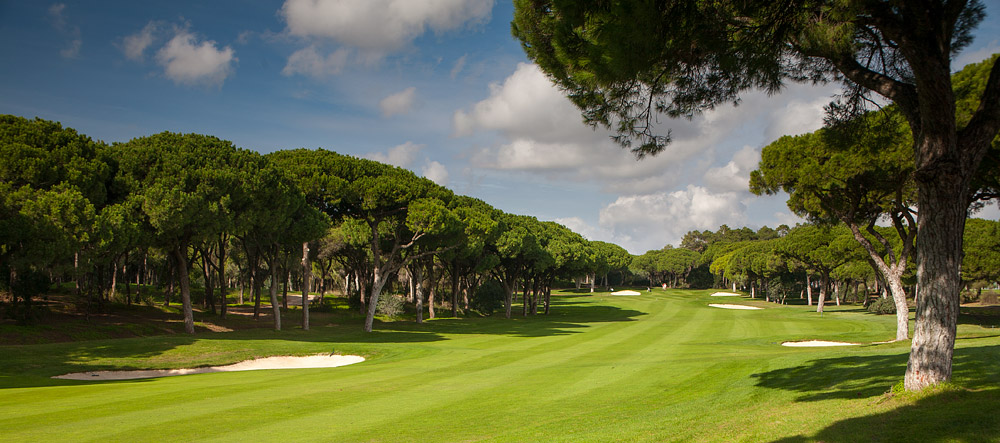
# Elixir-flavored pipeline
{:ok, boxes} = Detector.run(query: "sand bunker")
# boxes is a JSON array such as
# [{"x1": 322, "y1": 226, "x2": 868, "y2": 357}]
[
  {"x1": 708, "y1": 303, "x2": 763, "y2": 310},
  {"x1": 611, "y1": 290, "x2": 641, "y2": 296},
  {"x1": 710, "y1": 292, "x2": 742, "y2": 297},
  {"x1": 781, "y1": 340, "x2": 859, "y2": 347},
  {"x1": 53, "y1": 354, "x2": 365, "y2": 381}
]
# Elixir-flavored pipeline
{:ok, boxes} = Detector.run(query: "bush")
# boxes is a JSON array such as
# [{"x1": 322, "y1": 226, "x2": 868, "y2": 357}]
[
  {"x1": 470, "y1": 279, "x2": 505, "y2": 315},
  {"x1": 867, "y1": 296, "x2": 897, "y2": 315},
  {"x1": 375, "y1": 294, "x2": 405, "y2": 319}
]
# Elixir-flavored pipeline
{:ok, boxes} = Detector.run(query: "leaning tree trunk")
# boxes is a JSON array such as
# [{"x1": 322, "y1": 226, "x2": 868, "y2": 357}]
[
  {"x1": 172, "y1": 246, "x2": 195, "y2": 334},
  {"x1": 905, "y1": 177, "x2": 967, "y2": 390}
]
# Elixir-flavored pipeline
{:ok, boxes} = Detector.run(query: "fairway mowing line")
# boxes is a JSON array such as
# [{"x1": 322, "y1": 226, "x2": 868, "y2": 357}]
[
  {"x1": 53, "y1": 354, "x2": 365, "y2": 380},
  {"x1": 709, "y1": 304, "x2": 763, "y2": 310}
]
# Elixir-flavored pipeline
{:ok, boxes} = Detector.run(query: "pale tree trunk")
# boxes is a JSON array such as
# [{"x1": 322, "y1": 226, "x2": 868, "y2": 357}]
[
  {"x1": 269, "y1": 252, "x2": 282, "y2": 331},
  {"x1": 364, "y1": 268, "x2": 392, "y2": 333},
  {"x1": 301, "y1": 242, "x2": 310, "y2": 331},
  {"x1": 848, "y1": 223, "x2": 912, "y2": 342},
  {"x1": 173, "y1": 246, "x2": 195, "y2": 334},
  {"x1": 816, "y1": 274, "x2": 827, "y2": 313},
  {"x1": 110, "y1": 258, "x2": 118, "y2": 301},
  {"x1": 414, "y1": 265, "x2": 425, "y2": 324},
  {"x1": 427, "y1": 262, "x2": 436, "y2": 319},
  {"x1": 805, "y1": 274, "x2": 813, "y2": 306},
  {"x1": 589, "y1": 273, "x2": 595, "y2": 293}
]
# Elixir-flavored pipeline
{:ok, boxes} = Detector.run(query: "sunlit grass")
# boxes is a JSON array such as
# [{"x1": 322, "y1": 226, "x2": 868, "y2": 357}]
[{"x1": 1, "y1": 288, "x2": 998, "y2": 441}]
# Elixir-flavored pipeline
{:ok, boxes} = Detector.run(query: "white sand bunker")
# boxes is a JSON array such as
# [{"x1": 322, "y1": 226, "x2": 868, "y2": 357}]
[
  {"x1": 708, "y1": 303, "x2": 763, "y2": 310},
  {"x1": 53, "y1": 354, "x2": 365, "y2": 381},
  {"x1": 710, "y1": 292, "x2": 742, "y2": 297},
  {"x1": 611, "y1": 290, "x2": 641, "y2": 296},
  {"x1": 781, "y1": 340, "x2": 859, "y2": 347}
]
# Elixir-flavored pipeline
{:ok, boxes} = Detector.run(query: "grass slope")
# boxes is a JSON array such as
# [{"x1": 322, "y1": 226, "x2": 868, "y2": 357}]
[{"x1": 1, "y1": 289, "x2": 999, "y2": 442}]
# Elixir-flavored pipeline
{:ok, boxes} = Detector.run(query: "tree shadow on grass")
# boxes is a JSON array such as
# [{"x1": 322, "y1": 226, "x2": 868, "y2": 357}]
[
  {"x1": 770, "y1": 387, "x2": 1000, "y2": 442},
  {"x1": 751, "y1": 344, "x2": 1000, "y2": 402},
  {"x1": 755, "y1": 343, "x2": 1000, "y2": 441},
  {"x1": 0, "y1": 296, "x2": 644, "y2": 389}
]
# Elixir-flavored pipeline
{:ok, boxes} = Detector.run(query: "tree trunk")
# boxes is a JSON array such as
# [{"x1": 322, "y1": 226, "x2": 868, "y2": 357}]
[
  {"x1": 301, "y1": 242, "x2": 310, "y2": 331},
  {"x1": 172, "y1": 246, "x2": 195, "y2": 334},
  {"x1": 502, "y1": 278, "x2": 513, "y2": 319},
  {"x1": 905, "y1": 179, "x2": 966, "y2": 390},
  {"x1": 805, "y1": 274, "x2": 813, "y2": 306},
  {"x1": 427, "y1": 262, "x2": 436, "y2": 319},
  {"x1": 816, "y1": 273, "x2": 828, "y2": 313},
  {"x1": 363, "y1": 267, "x2": 392, "y2": 333},
  {"x1": 269, "y1": 249, "x2": 282, "y2": 331},
  {"x1": 451, "y1": 265, "x2": 460, "y2": 317},
  {"x1": 414, "y1": 265, "x2": 425, "y2": 324}
]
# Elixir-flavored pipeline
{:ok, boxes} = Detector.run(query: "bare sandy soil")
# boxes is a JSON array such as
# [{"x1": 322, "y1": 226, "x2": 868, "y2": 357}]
[
  {"x1": 708, "y1": 304, "x2": 763, "y2": 310},
  {"x1": 781, "y1": 340, "x2": 859, "y2": 347},
  {"x1": 53, "y1": 354, "x2": 365, "y2": 381}
]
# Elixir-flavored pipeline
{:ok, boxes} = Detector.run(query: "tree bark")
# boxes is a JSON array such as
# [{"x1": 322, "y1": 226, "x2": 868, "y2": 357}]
[
  {"x1": 269, "y1": 247, "x2": 282, "y2": 331},
  {"x1": 172, "y1": 246, "x2": 195, "y2": 334},
  {"x1": 905, "y1": 178, "x2": 966, "y2": 390},
  {"x1": 805, "y1": 274, "x2": 813, "y2": 306},
  {"x1": 414, "y1": 264, "x2": 424, "y2": 324},
  {"x1": 301, "y1": 241, "x2": 310, "y2": 331}
]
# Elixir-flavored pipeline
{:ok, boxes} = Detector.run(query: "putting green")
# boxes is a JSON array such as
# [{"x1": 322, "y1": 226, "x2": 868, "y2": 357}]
[{"x1": 1, "y1": 289, "x2": 998, "y2": 441}]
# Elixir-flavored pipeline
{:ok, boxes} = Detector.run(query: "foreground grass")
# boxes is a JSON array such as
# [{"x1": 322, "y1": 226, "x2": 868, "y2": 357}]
[{"x1": 1, "y1": 289, "x2": 998, "y2": 442}]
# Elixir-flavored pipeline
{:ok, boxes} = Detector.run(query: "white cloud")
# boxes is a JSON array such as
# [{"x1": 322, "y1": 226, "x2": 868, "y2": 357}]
[
  {"x1": 122, "y1": 22, "x2": 158, "y2": 61},
  {"x1": 597, "y1": 186, "x2": 747, "y2": 252},
  {"x1": 422, "y1": 160, "x2": 449, "y2": 185},
  {"x1": 365, "y1": 141, "x2": 423, "y2": 168},
  {"x1": 48, "y1": 3, "x2": 81, "y2": 59},
  {"x1": 762, "y1": 94, "x2": 830, "y2": 142},
  {"x1": 703, "y1": 145, "x2": 760, "y2": 193},
  {"x1": 280, "y1": 0, "x2": 494, "y2": 52},
  {"x1": 954, "y1": 39, "x2": 1000, "y2": 70},
  {"x1": 281, "y1": 45, "x2": 350, "y2": 78},
  {"x1": 379, "y1": 87, "x2": 417, "y2": 117},
  {"x1": 155, "y1": 29, "x2": 237, "y2": 87}
]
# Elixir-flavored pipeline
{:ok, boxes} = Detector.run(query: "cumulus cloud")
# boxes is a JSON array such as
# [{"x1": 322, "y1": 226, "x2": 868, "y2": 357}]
[
  {"x1": 155, "y1": 29, "x2": 237, "y2": 87},
  {"x1": 422, "y1": 161, "x2": 449, "y2": 185},
  {"x1": 379, "y1": 87, "x2": 417, "y2": 117},
  {"x1": 597, "y1": 186, "x2": 748, "y2": 252},
  {"x1": 48, "y1": 3, "x2": 82, "y2": 59},
  {"x1": 122, "y1": 22, "x2": 158, "y2": 61},
  {"x1": 703, "y1": 145, "x2": 760, "y2": 193},
  {"x1": 282, "y1": 45, "x2": 350, "y2": 78},
  {"x1": 366, "y1": 141, "x2": 423, "y2": 168},
  {"x1": 281, "y1": 0, "x2": 494, "y2": 51}
]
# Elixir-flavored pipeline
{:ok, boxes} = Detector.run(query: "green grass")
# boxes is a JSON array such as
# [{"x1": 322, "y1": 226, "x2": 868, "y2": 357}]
[{"x1": 1, "y1": 288, "x2": 999, "y2": 442}]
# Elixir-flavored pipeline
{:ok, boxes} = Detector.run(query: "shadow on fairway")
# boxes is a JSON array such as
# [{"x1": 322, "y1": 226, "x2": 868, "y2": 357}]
[
  {"x1": 0, "y1": 296, "x2": 644, "y2": 389},
  {"x1": 769, "y1": 387, "x2": 1000, "y2": 442},
  {"x1": 752, "y1": 344, "x2": 1000, "y2": 402},
  {"x1": 373, "y1": 299, "x2": 645, "y2": 338}
]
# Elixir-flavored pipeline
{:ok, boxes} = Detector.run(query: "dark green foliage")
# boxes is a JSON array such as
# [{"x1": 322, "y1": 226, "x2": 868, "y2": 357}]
[
  {"x1": 868, "y1": 297, "x2": 898, "y2": 315},
  {"x1": 470, "y1": 279, "x2": 504, "y2": 315}
]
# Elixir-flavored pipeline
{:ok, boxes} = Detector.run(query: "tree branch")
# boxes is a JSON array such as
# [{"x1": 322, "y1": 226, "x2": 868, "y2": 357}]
[{"x1": 958, "y1": 56, "x2": 1000, "y2": 163}]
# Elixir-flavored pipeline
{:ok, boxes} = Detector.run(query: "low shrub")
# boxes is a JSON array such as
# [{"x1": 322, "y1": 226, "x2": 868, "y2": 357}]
[
  {"x1": 867, "y1": 296, "x2": 897, "y2": 315},
  {"x1": 376, "y1": 294, "x2": 405, "y2": 319}
]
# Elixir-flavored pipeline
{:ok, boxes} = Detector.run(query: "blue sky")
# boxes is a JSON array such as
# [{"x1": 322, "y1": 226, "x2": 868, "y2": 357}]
[{"x1": 2, "y1": 0, "x2": 999, "y2": 254}]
